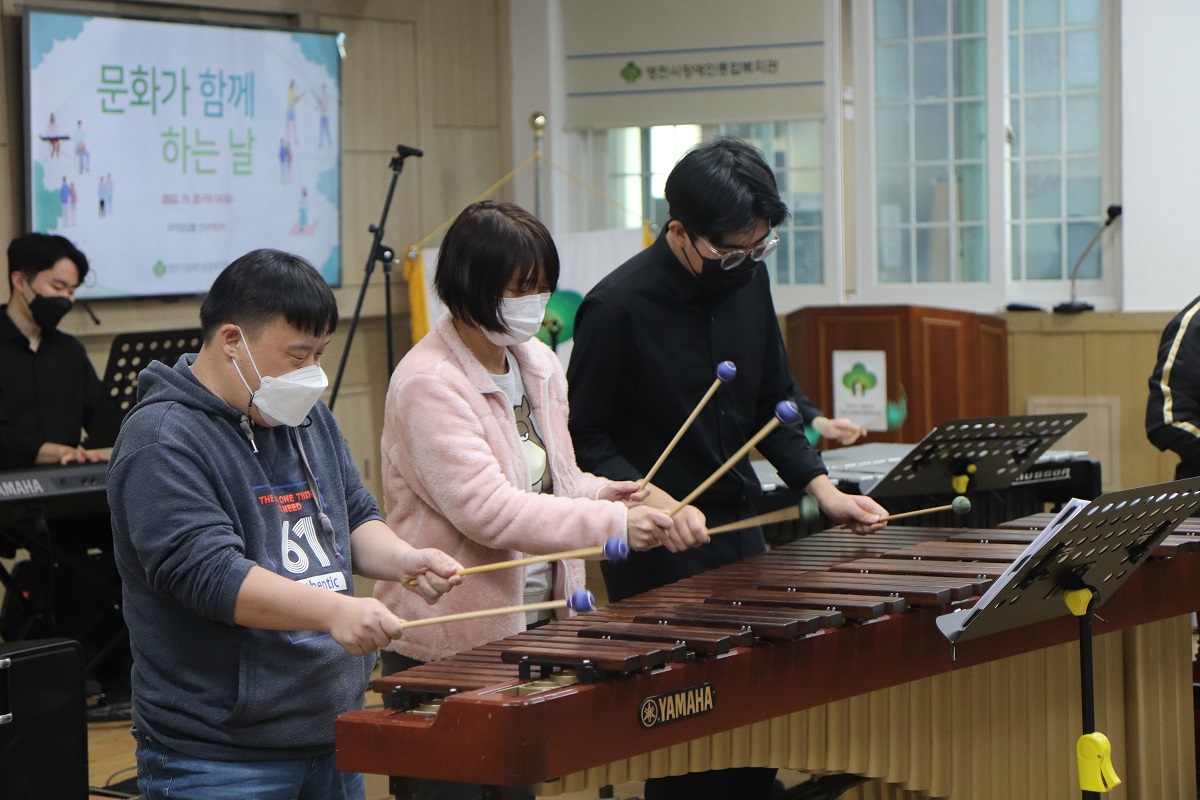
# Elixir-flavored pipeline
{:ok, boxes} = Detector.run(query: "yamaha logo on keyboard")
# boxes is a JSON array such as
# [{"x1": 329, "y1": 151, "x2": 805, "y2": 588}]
[
  {"x1": 639, "y1": 684, "x2": 715, "y2": 729},
  {"x1": 0, "y1": 477, "x2": 44, "y2": 498}
]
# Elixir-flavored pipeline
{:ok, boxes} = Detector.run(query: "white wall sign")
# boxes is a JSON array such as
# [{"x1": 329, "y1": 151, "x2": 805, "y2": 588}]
[
  {"x1": 561, "y1": 0, "x2": 826, "y2": 128},
  {"x1": 832, "y1": 350, "x2": 887, "y2": 431}
]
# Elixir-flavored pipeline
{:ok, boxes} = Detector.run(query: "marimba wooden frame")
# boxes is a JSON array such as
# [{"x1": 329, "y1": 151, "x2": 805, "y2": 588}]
[{"x1": 336, "y1": 548, "x2": 1200, "y2": 789}]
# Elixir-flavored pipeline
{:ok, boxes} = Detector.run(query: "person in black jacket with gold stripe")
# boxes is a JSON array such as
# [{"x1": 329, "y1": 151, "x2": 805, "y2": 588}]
[{"x1": 1147, "y1": 295, "x2": 1200, "y2": 479}]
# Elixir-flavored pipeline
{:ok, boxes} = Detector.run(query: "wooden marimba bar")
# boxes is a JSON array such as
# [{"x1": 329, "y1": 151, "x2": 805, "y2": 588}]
[{"x1": 336, "y1": 521, "x2": 1200, "y2": 799}]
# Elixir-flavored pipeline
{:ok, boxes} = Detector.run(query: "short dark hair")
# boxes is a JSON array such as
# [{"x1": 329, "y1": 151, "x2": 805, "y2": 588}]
[
  {"x1": 7, "y1": 233, "x2": 89, "y2": 285},
  {"x1": 200, "y1": 249, "x2": 338, "y2": 342},
  {"x1": 434, "y1": 201, "x2": 559, "y2": 333},
  {"x1": 664, "y1": 137, "x2": 790, "y2": 245}
]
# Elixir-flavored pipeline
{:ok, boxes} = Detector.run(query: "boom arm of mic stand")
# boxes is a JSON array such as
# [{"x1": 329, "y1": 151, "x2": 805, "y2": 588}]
[
  {"x1": 330, "y1": 147, "x2": 421, "y2": 410},
  {"x1": 1054, "y1": 211, "x2": 1119, "y2": 314}
]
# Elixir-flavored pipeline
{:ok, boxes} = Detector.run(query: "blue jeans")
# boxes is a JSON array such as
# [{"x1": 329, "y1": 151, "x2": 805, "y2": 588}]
[{"x1": 132, "y1": 726, "x2": 364, "y2": 800}]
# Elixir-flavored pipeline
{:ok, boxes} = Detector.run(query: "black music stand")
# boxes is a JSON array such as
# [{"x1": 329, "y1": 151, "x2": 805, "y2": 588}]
[
  {"x1": 935, "y1": 477, "x2": 1200, "y2": 799},
  {"x1": 860, "y1": 413, "x2": 1086, "y2": 498},
  {"x1": 102, "y1": 328, "x2": 204, "y2": 417}
]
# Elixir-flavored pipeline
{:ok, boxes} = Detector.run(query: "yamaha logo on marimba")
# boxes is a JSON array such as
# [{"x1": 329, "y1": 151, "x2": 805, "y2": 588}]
[{"x1": 638, "y1": 684, "x2": 715, "y2": 729}]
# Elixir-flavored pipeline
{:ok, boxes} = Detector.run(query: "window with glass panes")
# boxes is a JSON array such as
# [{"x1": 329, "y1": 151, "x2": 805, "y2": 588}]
[
  {"x1": 873, "y1": 0, "x2": 989, "y2": 285},
  {"x1": 604, "y1": 121, "x2": 825, "y2": 286},
  {"x1": 1009, "y1": 0, "x2": 1104, "y2": 282}
]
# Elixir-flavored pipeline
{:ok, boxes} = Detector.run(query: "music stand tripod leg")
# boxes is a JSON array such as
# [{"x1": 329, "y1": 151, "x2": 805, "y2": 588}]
[{"x1": 1065, "y1": 587, "x2": 1121, "y2": 797}]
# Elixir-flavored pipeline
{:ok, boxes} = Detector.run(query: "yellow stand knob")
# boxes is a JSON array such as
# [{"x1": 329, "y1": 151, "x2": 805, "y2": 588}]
[
  {"x1": 1077, "y1": 732, "x2": 1121, "y2": 792},
  {"x1": 951, "y1": 464, "x2": 976, "y2": 494},
  {"x1": 1064, "y1": 587, "x2": 1093, "y2": 617}
]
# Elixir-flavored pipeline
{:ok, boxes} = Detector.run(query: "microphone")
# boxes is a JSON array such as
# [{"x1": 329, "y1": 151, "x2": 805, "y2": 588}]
[
  {"x1": 79, "y1": 299, "x2": 101, "y2": 325},
  {"x1": 1054, "y1": 204, "x2": 1122, "y2": 314},
  {"x1": 396, "y1": 144, "x2": 424, "y2": 159}
]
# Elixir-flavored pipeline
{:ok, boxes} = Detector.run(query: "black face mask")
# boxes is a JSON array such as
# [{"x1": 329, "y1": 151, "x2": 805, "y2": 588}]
[
  {"x1": 26, "y1": 290, "x2": 73, "y2": 331},
  {"x1": 697, "y1": 255, "x2": 759, "y2": 296}
]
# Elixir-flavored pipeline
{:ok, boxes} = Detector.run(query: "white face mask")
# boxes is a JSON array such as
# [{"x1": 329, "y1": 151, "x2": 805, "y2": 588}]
[
  {"x1": 484, "y1": 292, "x2": 551, "y2": 347},
  {"x1": 231, "y1": 328, "x2": 329, "y2": 427}
]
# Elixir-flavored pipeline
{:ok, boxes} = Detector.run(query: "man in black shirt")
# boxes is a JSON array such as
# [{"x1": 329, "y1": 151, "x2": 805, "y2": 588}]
[
  {"x1": 0, "y1": 233, "x2": 116, "y2": 466},
  {"x1": 567, "y1": 138, "x2": 887, "y2": 798},
  {"x1": 0, "y1": 233, "x2": 125, "y2": 699}
]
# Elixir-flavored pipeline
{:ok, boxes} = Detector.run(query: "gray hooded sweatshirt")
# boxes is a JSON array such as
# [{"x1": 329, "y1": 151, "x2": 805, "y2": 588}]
[{"x1": 108, "y1": 355, "x2": 381, "y2": 761}]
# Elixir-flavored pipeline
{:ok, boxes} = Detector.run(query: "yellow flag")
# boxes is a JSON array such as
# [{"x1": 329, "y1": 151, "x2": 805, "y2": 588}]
[{"x1": 403, "y1": 248, "x2": 430, "y2": 343}]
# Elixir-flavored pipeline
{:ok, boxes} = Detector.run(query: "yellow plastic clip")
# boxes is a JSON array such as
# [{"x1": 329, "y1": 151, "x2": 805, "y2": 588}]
[
  {"x1": 1077, "y1": 732, "x2": 1121, "y2": 792},
  {"x1": 1064, "y1": 587, "x2": 1093, "y2": 617},
  {"x1": 951, "y1": 464, "x2": 977, "y2": 494}
]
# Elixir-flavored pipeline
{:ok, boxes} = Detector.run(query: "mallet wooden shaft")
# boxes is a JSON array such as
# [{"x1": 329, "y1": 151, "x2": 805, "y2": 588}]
[
  {"x1": 408, "y1": 544, "x2": 609, "y2": 585},
  {"x1": 638, "y1": 378, "x2": 722, "y2": 492},
  {"x1": 670, "y1": 417, "x2": 783, "y2": 516},
  {"x1": 457, "y1": 546, "x2": 604, "y2": 576},
  {"x1": 707, "y1": 505, "x2": 801, "y2": 535},
  {"x1": 877, "y1": 503, "x2": 956, "y2": 523},
  {"x1": 398, "y1": 599, "x2": 567, "y2": 630}
]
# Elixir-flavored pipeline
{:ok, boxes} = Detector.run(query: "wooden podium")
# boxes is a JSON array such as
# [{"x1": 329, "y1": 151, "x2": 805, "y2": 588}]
[{"x1": 786, "y1": 304, "x2": 1008, "y2": 444}]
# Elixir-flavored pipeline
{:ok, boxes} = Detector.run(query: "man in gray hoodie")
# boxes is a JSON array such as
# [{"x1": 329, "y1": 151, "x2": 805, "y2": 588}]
[{"x1": 108, "y1": 249, "x2": 463, "y2": 800}]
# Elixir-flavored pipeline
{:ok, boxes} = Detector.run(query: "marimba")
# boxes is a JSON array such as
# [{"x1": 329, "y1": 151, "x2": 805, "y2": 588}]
[{"x1": 336, "y1": 519, "x2": 1200, "y2": 799}]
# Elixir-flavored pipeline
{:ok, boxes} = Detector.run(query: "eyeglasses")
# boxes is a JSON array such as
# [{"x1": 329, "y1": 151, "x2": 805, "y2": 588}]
[{"x1": 693, "y1": 230, "x2": 780, "y2": 270}]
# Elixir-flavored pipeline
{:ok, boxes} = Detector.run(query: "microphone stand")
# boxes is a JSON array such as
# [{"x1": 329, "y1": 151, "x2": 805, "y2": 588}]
[
  {"x1": 1054, "y1": 204, "x2": 1122, "y2": 315},
  {"x1": 330, "y1": 145, "x2": 423, "y2": 411}
]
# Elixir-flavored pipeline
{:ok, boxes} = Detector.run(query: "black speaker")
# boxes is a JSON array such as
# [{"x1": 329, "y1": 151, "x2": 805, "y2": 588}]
[{"x1": 0, "y1": 638, "x2": 88, "y2": 800}]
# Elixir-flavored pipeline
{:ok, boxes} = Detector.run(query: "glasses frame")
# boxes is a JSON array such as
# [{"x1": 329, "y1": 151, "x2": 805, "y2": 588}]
[{"x1": 693, "y1": 229, "x2": 780, "y2": 270}]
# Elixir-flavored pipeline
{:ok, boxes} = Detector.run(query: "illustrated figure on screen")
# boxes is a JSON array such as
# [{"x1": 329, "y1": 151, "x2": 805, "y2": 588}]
[
  {"x1": 316, "y1": 83, "x2": 332, "y2": 148},
  {"x1": 59, "y1": 177, "x2": 69, "y2": 225},
  {"x1": 74, "y1": 120, "x2": 89, "y2": 174},
  {"x1": 285, "y1": 79, "x2": 306, "y2": 145},
  {"x1": 68, "y1": 182, "x2": 77, "y2": 227},
  {"x1": 279, "y1": 139, "x2": 292, "y2": 184},
  {"x1": 98, "y1": 176, "x2": 108, "y2": 218},
  {"x1": 41, "y1": 113, "x2": 65, "y2": 157},
  {"x1": 298, "y1": 187, "x2": 308, "y2": 233}
]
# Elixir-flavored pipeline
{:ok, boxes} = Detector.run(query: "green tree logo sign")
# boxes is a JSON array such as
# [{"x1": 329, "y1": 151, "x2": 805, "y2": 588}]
[
  {"x1": 621, "y1": 61, "x2": 643, "y2": 83},
  {"x1": 842, "y1": 363, "x2": 877, "y2": 396}
]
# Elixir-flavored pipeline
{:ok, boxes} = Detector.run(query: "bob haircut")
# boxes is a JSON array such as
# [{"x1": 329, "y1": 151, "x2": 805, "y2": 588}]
[
  {"x1": 200, "y1": 249, "x2": 338, "y2": 342},
  {"x1": 434, "y1": 201, "x2": 560, "y2": 333},
  {"x1": 665, "y1": 136, "x2": 790, "y2": 246},
  {"x1": 8, "y1": 232, "x2": 90, "y2": 285}
]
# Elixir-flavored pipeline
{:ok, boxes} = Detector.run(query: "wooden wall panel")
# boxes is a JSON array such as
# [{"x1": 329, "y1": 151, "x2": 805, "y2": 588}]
[
  {"x1": 916, "y1": 316, "x2": 967, "y2": 436},
  {"x1": 1005, "y1": 312, "x2": 1179, "y2": 491},
  {"x1": 977, "y1": 318, "x2": 1008, "y2": 417},
  {"x1": 430, "y1": 0, "x2": 501, "y2": 128},
  {"x1": 321, "y1": 16, "x2": 420, "y2": 154},
  {"x1": 424, "y1": 126, "x2": 507, "y2": 226}
]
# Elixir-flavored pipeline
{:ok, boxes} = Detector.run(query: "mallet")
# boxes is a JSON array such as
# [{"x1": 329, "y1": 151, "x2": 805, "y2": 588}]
[
  {"x1": 398, "y1": 589, "x2": 596, "y2": 630},
  {"x1": 669, "y1": 400, "x2": 800, "y2": 516},
  {"x1": 877, "y1": 495, "x2": 972, "y2": 524},
  {"x1": 706, "y1": 496, "x2": 822, "y2": 536},
  {"x1": 638, "y1": 361, "x2": 737, "y2": 492},
  {"x1": 409, "y1": 537, "x2": 627, "y2": 585}
]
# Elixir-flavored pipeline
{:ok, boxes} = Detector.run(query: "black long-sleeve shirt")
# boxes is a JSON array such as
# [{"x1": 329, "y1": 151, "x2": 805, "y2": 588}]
[
  {"x1": 0, "y1": 306, "x2": 119, "y2": 469},
  {"x1": 1147, "y1": 295, "x2": 1200, "y2": 479},
  {"x1": 567, "y1": 234, "x2": 826, "y2": 600}
]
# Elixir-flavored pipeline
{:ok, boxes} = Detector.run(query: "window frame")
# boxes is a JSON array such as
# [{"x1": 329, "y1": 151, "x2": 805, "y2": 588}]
[{"x1": 851, "y1": 0, "x2": 1120, "y2": 312}]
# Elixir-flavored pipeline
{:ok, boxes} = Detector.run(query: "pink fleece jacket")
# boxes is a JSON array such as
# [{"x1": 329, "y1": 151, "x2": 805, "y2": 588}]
[{"x1": 374, "y1": 313, "x2": 628, "y2": 662}]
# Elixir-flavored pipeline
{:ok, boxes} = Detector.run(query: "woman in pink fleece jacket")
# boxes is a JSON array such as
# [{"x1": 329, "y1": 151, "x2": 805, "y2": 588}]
[{"x1": 374, "y1": 201, "x2": 707, "y2": 677}]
